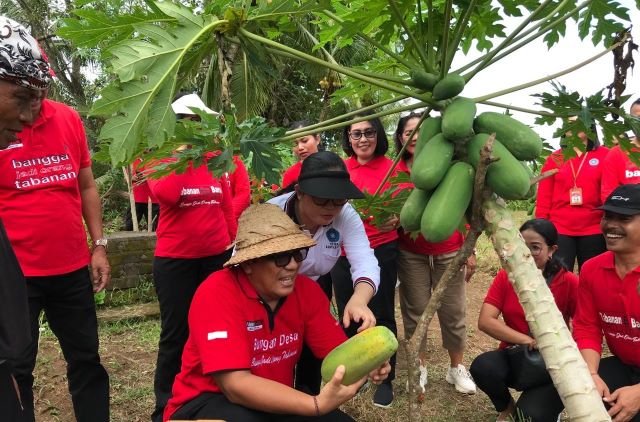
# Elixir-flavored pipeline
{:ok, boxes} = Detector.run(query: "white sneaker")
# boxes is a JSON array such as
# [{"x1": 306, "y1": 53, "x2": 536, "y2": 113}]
[
  {"x1": 445, "y1": 364, "x2": 476, "y2": 394},
  {"x1": 405, "y1": 363, "x2": 428, "y2": 393}
]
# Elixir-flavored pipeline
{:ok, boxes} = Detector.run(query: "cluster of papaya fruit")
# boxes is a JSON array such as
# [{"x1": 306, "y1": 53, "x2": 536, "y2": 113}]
[{"x1": 400, "y1": 72, "x2": 542, "y2": 243}]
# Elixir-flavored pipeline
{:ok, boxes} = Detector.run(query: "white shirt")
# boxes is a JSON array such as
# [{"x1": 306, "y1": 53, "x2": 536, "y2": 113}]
[{"x1": 268, "y1": 192, "x2": 380, "y2": 292}]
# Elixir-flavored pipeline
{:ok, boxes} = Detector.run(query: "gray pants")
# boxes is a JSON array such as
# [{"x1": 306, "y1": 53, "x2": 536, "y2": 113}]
[{"x1": 397, "y1": 249, "x2": 467, "y2": 351}]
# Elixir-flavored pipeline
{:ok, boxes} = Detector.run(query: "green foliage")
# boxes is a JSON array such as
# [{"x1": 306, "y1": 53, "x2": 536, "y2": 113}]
[{"x1": 351, "y1": 172, "x2": 411, "y2": 228}]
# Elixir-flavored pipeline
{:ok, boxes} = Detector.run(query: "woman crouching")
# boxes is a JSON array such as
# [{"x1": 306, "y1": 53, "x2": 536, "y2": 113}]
[{"x1": 163, "y1": 204, "x2": 390, "y2": 422}]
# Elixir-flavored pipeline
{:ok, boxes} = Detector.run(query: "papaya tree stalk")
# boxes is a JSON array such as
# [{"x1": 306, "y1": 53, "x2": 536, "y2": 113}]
[
  {"x1": 480, "y1": 100, "x2": 558, "y2": 117},
  {"x1": 444, "y1": 0, "x2": 478, "y2": 71},
  {"x1": 239, "y1": 28, "x2": 437, "y2": 104},
  {"x1": 482, "y1": 196, "x2": 611, "y2": 421},
  {"x1": 455, "y1": 0, "x2": 590, "y2": 75},
  {"x1": 438, "y1": 0, "x2": 453, "y2": 77},
  {"x1": 463, "y1": 0, "x2": 556, "y2": 81},
  {"x1": 473, "y1": 35, "x2": 627, "y2": 103},
  {"x1": 404, "y1": 134, "x2": 494, "y2": 420},
  {"x1": 279, "y1": 102, "x2": 428, "y2": 143},
  {"x1": 285, "y1": 96, "x2": 410, "y2": 136},
  {"x1": 388, "y1": 0, "x2": 430, "y2": 69},
  {"x1": 426, "y1": 0, "x2": 435, "y2": 71},
  {"x1": 321, "y1": 9, "x2": 414, "y2": 70}
]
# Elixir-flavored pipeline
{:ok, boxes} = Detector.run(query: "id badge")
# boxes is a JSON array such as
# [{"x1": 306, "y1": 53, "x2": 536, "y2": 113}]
[{"x1": 569, "y1": 187, "x2": 583, "y2": 206}]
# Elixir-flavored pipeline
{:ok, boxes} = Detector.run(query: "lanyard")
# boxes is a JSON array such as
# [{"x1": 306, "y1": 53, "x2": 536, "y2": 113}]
[{"x1": 569, "y1": 151, "x2": 588, "y2": 187}]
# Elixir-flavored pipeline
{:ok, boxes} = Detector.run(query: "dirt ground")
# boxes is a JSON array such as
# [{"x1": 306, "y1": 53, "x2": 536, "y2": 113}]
[{"x1": 32, "y1": 230, "x2": 528, "y2": 421}]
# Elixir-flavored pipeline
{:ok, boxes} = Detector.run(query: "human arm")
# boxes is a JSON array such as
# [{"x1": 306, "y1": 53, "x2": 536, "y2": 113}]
[
  {"x1": 342, "y1": 282, "x2": 376, "y2": 331},
  {"x1": 340, "y1": 204, "x2": 380, "y2": 292},
  {"x1": 464, "y1": 253, "x2": 477, "y2": 282},
  {"x1": 600, "y1": 148, "x2": 621, "y2": 203},
  {"x1": 78, "y1": 167, "x2": 110, "y2": 292},
  {"x1": 477, "y1": 303, "x2": 535, "y2": 348},
  {"x1": 535, "y1": 153, "x2": 558, "y2": 219},
  {"x1": 230, "y1": 157, "x2": 251, "y2": 221},
  {"x1": 377, "y1": 215, "x2": 399, "y2": 233},
  {"x1": 219, "y1": 174, "x2": 238, "y2": 244},
  {"x1": 214, "y1": 364, "x2": 365, "y2": 416}
]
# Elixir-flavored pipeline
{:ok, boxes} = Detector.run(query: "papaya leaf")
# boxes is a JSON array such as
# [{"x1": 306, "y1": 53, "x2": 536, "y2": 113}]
[
  {"x1": 351, "y1": 173, "x2": 411, "y2": 229},
  {"x1": 90, "y1": 1, "x2": 224, "y2": 166},
  {"x1": 578, "y1": 0, "x2": 630, "y2": 46},
  {"x1": 248, "y1": 0, "x2": 332, "y2": 21},
  {"x1": 238, "y1": 116, "x2": 286, "y2": 185}
]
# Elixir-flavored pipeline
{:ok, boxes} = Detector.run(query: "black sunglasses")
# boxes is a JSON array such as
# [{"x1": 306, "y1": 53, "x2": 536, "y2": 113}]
[
  {"x1": 267, "y1": 248, "x2": 309, "y2": 267},
  {"x1": 310, "y1": 196, "x2": 349, "y2": 207}
]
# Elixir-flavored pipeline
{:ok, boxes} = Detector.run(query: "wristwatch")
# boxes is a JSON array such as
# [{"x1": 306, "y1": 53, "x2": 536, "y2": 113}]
[{"x1": 93, "y1": 238, "x2": 108, "y2": 252}]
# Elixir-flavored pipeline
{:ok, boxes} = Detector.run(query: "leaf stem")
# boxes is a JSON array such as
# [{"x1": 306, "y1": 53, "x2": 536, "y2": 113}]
[
  {"x1": 321, "y1": 9, "x2": 414, "y2": 69},
  {"x1": 279, "y1": 102, "x2": 428, "y2": 142},
  {"x1": 240, "y1": 28, "x2": 436, "y2": 104},
  {"x1": 388, "y1": 0, "x2": 429, "y2": 69},
  {"x1": 473, "y1": 36, "x2": 627, "y2": 103},
  {"x1": 480, "y1": 100, "x2": 558, "y2": 117},
  {"x1": 444, "y1": 0, "x2": 477, "y2": 71},
  {"x1": 426, "y1": 0, "x2": 435, "y2": 71},
  {"x1": 439, "y1": 0, "x2": 453, "y2": 77}
]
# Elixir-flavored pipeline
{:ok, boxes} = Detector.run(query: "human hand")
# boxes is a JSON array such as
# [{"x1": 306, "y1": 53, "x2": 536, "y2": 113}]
[
  {"x1": 343, "y1": 296, "x2": 376, "y2": 332},
  {"x1": 378, "y1": 215, "x2": 399, "y2": 233},
  {"x1": 316, "y1": 365, "x2": 366, "y2": 414},
  {"x1": 605, "y1": 384, "x2": 640, "y2": 421},
  {"x1": 522, "y1": 336, "x2": 537, "y2": 350},
  {"x1": 90, "y1": 248, "x2": 111, "y2": 293},
  {"x1": 464, "y1": 254, "x2": 477, "y2": 282},
  {"x1": 368, "y1": 361, "x2": 391, "y2": 385},
  {"x1": 591, "y1": 373, "x2": 611, "y2": 399}
]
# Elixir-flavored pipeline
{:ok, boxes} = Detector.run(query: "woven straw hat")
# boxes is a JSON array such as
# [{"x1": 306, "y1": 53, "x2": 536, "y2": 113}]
[{"x1": 224, "y1": 204, "x2": 317, "y2": 267}]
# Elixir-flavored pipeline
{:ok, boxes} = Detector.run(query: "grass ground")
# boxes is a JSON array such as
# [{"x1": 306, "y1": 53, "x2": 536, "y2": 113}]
[{"x1": 33, "y1": 212, "x2": 544, "y2": 422}]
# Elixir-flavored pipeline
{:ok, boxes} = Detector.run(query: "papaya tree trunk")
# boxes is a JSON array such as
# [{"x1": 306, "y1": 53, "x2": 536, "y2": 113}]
[
  {"x1": 122, "y1": 166, "x2": 139, "y2": 232},
  {"x1": 482, "y1": 196, "x2": 610, "y2": 421}
]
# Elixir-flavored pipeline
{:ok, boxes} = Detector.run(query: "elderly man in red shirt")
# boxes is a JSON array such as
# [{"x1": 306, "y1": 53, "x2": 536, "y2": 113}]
[
  {"x1": 573, "y1": 183, "x2": 640, "y2": 422},
  {"x1": 0, "y1": 33, "x2": 110, "y2": 422}
]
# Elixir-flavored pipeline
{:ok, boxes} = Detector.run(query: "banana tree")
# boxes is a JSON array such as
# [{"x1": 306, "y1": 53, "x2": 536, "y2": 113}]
[{"x1": 58, "y1": 0, "x2": 639, "y2": 420}]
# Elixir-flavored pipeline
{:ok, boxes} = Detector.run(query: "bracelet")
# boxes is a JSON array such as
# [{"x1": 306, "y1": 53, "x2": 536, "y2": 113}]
[{"x1": 313, "y1": 395, "x2": 320, "y2": 417}]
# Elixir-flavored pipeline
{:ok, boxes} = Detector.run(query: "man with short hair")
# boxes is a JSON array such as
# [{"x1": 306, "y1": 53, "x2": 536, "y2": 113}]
[
  {"x1": 573, "y1": 183, "x2": 640, "y2": 422},
  {"x1": 0, "y1": 15, "x2": 52, "y2": 421},
  {"x1": 0, "y1": 18, "x2": 110, "y2": 422}
]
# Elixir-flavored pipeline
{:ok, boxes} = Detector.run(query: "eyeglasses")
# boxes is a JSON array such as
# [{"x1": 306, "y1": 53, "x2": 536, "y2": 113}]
[
  {"x1": 527, "y1": 244, "x2": 544, "y2": 256},
  {"x1": 267, "y1": 248, "x2": 309, "y2": 267},
  {"x1": 349, "y1": 129, "x2": 376, "y2": 140},
  {"x1": 310, "y1": 196, "x2": 349, "y2": 207}
]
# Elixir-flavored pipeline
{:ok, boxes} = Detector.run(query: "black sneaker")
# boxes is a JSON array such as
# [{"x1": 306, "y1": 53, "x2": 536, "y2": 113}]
[{"x1": 373, "y1": 382, "x2": 393, "y2": 408}]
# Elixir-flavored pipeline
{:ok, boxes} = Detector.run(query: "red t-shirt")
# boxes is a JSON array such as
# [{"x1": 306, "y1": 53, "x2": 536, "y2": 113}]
[
  {"x1": 345, "y1": 155, "x2": 399, "y2": 249},
  {"x1": 0, "y1": 99, "x2": 92, "y2": 276},
  {"x1": 282, "y1": 161, "x2": 302, "y2": 189},
  {"x1": 573, "y1": 252, "x2": 640, "y2": 367},
  {"x1": 227, "y1": 156, "x2": 251, "y2": 222},
  {"x1": 132, "y1": 158, "x2": 158, "y2": 204},
  {"x1": 484, "y1": 268, "x2": 578, "y2": 349},
  {"x1": 395, "y1": 160, "x2": 464, "y2": 255},
  {"x1": 148, "y1": 159, "x2": 237, "y2": 258},
  {"x1": 600, "y1": 145, "x2": 640, "y2": 203},
  {"x1": 164, "y1": 267, "x2": 346, "y2": 421},
  {"x1": 535, "y1": 147, "x2": 609, "y2": 236}
]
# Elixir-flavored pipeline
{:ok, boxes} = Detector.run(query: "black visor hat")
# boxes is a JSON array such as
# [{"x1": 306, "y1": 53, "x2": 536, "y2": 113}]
[{"x1": 297, "y1": 170, "x2": 364, "y2": 200}]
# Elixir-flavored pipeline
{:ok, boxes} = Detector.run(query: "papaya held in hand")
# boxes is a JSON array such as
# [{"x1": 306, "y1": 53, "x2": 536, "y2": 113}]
[{"x1": 321, "y1": 326, "x2": 398, "y2": 386}]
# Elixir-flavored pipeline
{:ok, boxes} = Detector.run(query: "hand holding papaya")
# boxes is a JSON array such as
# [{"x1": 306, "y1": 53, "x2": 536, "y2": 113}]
[
  {"x1": 368, "y1": 361, "x2": 391, "y2": 385},
  {"x1": 316, "y1": 365, "x2": 367, "y2": 415}
]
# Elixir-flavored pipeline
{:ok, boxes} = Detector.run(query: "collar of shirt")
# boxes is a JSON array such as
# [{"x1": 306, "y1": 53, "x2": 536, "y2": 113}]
[
  {"x1": 600, "y1": 251, "x2": 640, "y2": 275},
  {"x1": 26, "y1": 99, "x2": 56, "y2": 130},
  {"x1": 346, "y1": 154, "x2": 386, "y2": 170}
]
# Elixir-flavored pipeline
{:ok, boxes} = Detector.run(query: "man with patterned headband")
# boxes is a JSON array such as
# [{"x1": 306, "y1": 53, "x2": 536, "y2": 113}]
[{"x1": 0, "y1": 16, "x2": 110, "y2": 422}]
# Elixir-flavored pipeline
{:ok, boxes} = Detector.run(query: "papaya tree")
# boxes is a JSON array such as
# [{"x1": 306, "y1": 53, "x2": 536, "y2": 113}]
[{"x1": 58, "y1": 0, "x2": 639, "y2": 420}]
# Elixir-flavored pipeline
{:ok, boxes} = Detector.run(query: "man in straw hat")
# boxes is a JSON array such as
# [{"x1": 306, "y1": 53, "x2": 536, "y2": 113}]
[
  {"x1": 0, "y1": 15, "x2": 52, "y2": 421},
  {"x1": 0, "y1": 17, "x2": 110, "y2": 422},
  {"x1": 164, "y1": 203, "x2": 390, "y2": 422}
]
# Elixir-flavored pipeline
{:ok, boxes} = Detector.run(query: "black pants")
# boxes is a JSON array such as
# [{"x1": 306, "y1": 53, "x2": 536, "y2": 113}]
[
  {"x1": 599, "y1": 356, "x2": 640, "y2": 422},
  {"x1": 470, "y1": 349, "x2": 563, "y2": 422},
  {"x1": 0, "y1": 361, "x2": 28, "y2": 422},
  {"x1": 294, "y1": 273, "x2": 333, "y2": 395},
  {"x1": 151, "y1": 250, "x2": 232, "y2": 422},
  {"x1": 556, "y1": 234, "x2": 606, "y2": 271},
  {"x1": 168, "y1": 392, "x2": 354, "y2": 422},
  {"x1": 331, "y1": 240, "x2": 398, "y2": 382},
  {"x1": 124, "y1": 202, "x2": 160, "y2": 231},
  {"x1": 13, "y1": 267, "x2": 110, "y2": 422}
]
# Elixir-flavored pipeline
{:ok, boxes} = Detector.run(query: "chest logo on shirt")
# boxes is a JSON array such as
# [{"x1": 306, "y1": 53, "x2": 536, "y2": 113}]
[
  {"x1": 326, "y1": 228, "x2": 340, "y2": 243},
  {"x1": 246, "y1": 319, "x2": 264, "y2": 332},
  {"x1": 588, "y1": 158, "x2": 599, "y2": 166},
  {"x1": 626, "y1": 170, "x2": 640, "y2": 178},
  {"x1": 11, "y1": 154, "x2": 76, "y2": 190},
  {"x1": 179, "y1": 185, "x2": 222, "y2": 207}
]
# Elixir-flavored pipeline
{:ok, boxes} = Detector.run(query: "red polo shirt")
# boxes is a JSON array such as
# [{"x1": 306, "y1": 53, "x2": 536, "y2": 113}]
[
  {"x1": 395, "y1": 160, "x2": 464, "y2": 255},
  {"x1": 148, "y1": 159, "x2": 237, "y2": 258},
  {"x1": 600, "y1": 145, "x2": 640, "y2": 202},
  {"x1": 164, "y1": 267, "x2": 346, "y2": 421},
  {"x1": 132, "y1": 158, "x2": 158, "y2": 204},
  {"x1": 345, "y1": 155, "x2": 399, "y2": 248},
  {"x1": 282, "y1": 161, "x2": 302, "y2": 189},
  {"x1": 227, "y1": 156, "x2": 251, "y2": 222},
  {"x1": 0, "y1": 99, "x2": 92, "y2": 276},
  {"x1": 535, "y1": 147, "x2": 609, "y2": 236},
  {"x1": 573, "y1": 252, "x2": 640, "y2": 367},
  {"x1": 485, "y1": 268, "x2": 578, "y2": 349}
]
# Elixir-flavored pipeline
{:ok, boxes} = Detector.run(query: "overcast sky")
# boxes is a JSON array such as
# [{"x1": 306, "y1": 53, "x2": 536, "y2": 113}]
[{"x1": 451, "y1": 0, "x2": 640, "y2": 148}]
